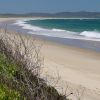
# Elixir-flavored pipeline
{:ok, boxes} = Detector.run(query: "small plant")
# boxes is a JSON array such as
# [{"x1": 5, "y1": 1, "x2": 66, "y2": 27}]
[
  {"x1": 0, "y1": 28, "x2": 67, "y2": 100},
  {"x1": 0, "y1": 84, "x2": 22, "y2": 100}
]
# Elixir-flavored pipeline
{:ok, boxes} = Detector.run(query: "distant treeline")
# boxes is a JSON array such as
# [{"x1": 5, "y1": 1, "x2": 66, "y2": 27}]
[{"x1": 0, "y1": 11, "x2": 100, "y2": 18}]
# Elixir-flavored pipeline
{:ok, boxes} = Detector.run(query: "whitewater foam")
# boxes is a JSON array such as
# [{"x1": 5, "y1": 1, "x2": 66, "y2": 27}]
[
  {"x1": 80, "y1": 31, "x2": 100, "y2": 38},
  {"x1": 14, "y1": 19, "x2": 100, "y2": 42},
  {"x1": 52, "y1": 28, "x2": 66, "y2": 32}
]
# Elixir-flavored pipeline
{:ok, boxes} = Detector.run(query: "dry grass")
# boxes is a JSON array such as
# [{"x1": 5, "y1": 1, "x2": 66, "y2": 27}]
[{"x1": 0, "y1": 27, "x2": 67, "y2": 100}]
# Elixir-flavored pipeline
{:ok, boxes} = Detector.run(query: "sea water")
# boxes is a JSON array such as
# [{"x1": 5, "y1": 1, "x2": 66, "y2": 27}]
[{"x1": 14, "y1": 18, "x2": 100, "y2": 41}]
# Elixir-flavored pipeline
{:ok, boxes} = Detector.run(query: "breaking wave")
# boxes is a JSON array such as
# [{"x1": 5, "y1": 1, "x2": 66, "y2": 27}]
[{"x1": 14, "y1": 19, "x2": 100, "y2": 41}]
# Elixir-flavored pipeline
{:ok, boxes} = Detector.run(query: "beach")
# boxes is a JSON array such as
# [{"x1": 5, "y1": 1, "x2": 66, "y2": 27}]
[
  {"x1": 0, "y1": 18, "x2": 100, "y2": 100},
  {"x1": 40, "y1": 40, "x2": 100, "y2": 100}
]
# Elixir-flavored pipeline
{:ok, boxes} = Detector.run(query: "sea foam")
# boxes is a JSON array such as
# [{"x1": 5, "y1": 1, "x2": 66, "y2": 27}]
[
  {"x1": 14, "y1": 19, "x2": 100, "y2": 42},
  {"x1": 80, "y1": 31, "x2": 100, "y2": 38}
]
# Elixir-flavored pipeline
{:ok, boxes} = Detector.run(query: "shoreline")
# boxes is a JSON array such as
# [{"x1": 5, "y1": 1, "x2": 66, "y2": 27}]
[
  {"x1": 14, "y1": 18, "x2": 100, "y2": 42},
  {"x1": 0, "y1": 18, "x2": 100, "y2": 100},
  {"x1": 1, "y1": 18, "x2": 100, "y2": 52},
  {"x1": 40, "y1": 38, "x2": 100, "y2": 100}
]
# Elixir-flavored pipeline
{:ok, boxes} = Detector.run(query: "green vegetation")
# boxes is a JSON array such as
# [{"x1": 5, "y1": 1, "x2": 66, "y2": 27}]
[
  {"x1": 0, "y1": 30, "x2": 67, "y2": 100},
  {"x1": 0, "y1": 84, "x2": 21, "y2": 100},
  {"x1": 0, "y1": 53, "x2": 25, "y2": 100},
  {"x1": 0, "y1": 53, "x2": 17, "y2": 78},
  {"x1": 0, "y1": 53, "x2": 67, "y2": 100}
]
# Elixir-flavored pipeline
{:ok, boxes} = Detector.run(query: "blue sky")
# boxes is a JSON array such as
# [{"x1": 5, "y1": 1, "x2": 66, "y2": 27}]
[{"x1": 0, "y1": 0, "x2": 100, "y2": 13}]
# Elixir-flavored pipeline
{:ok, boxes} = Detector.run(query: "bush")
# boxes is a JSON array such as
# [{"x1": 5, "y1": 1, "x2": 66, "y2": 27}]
[
  {"x1": 0, "y1": 84, "x2": 22, "y2": 100},
  {"x1": 0, "y1": 29, "x2": 67, "y2": 100}
]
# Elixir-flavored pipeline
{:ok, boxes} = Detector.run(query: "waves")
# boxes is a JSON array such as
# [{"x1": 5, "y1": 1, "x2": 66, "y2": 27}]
[
  {"x1": 14, "y1": 19, "x2": 49, "y2": 31},
  {"x1": 51, "y1": 28, "x2": 66, "y2": 32},
  {"x1": 80, "y1": 31, "x2": 100, "y2": 38},
  {"x1": 14, "y1": 19, "x2": 100, "y2": 41}
]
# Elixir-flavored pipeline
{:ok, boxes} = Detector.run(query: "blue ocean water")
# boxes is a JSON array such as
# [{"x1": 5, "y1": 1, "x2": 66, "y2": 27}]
[
  {"x1": 27, "y1": 19, "x2": 100, "y2": 33},
  {"x1": 12, "y1": 18, "x2": 100, "y2": 51},
  {"x1": 15, "y1": 18, "x2": 100, "y2": 41}
]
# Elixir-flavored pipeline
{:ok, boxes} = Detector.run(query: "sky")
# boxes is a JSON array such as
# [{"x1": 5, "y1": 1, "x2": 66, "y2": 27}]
[{"x1": 0, "y1": 0, "x2": 100, "y2": 13}]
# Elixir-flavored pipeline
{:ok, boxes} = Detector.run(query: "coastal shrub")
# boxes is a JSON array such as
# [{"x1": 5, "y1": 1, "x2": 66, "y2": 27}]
[
  {"x1": 0, "y1": 84, "x2": 22, "y2": 100},
  {"x1": 0, "y1": 52, "x2": 67, "y2": 100},
  {"x1": 0, "y1": 29, "x2": 67, "y2": 100},
  {"x1": 0, "y1": 53, "x2": 26, "y2": 100}
]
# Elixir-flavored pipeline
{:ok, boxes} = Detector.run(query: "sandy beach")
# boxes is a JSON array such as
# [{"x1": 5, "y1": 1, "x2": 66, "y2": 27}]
[
  {"x1": 40, "y1": 40, "x2": 100, "y2": 100},
  {"x1": 0, "y1": 18, "x2": 100, "y2": 100}
]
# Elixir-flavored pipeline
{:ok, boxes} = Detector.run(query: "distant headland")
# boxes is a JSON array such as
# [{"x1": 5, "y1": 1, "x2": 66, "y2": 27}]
[{"x1": 0, "y1": 11, "x2": 100, "y2": 18}]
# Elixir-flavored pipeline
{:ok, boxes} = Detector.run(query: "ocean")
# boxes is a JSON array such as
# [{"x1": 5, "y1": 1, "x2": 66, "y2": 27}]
[{"x1": 15, "y1": 18, "x2": 100, "y2": 41}]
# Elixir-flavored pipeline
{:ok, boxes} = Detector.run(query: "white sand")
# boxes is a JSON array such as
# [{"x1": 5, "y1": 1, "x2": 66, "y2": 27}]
[{"x1": 40, "y1": 40, "x2": 100, "y2": 100}]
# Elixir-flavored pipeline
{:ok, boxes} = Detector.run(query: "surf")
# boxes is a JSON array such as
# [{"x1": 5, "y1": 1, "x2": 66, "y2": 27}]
[{"x1": 14, "y1": 19, "x2": 100, "y2": 41}]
